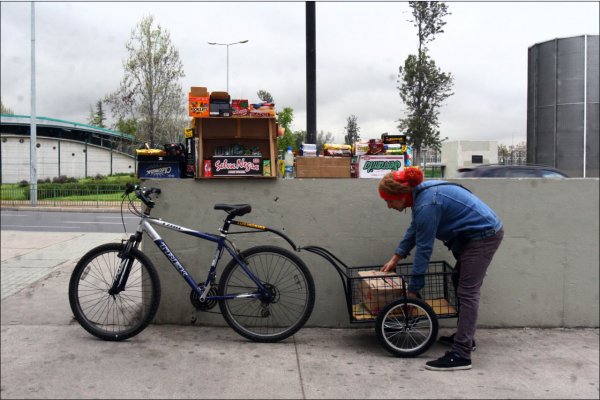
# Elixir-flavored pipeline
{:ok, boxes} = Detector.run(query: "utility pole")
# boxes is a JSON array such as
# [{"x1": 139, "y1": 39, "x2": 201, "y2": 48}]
[
  {"x1": 30, "y1": 2, "x2": 37, "y2": 205},
  {"x1": 306, "y1": 1, "x2": 316, "y2": 144}
]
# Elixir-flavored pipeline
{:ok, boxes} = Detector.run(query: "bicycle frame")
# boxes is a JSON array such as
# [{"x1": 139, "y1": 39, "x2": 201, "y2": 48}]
[{"x1": 128, "y1": 213, "x2": 273, "y2": 303}]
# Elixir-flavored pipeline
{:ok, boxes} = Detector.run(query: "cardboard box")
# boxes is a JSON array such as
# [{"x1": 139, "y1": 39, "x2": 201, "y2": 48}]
[
  {"x1": 189, "y1": 87, "x2": 209, "y2": 117},
  {"x1": 358, "y1": 155, "x2": 405, "y2": 179},
  {"x1": 358, "y1": 270, "x2": 404, "y2": 314},
  {"x1": 212, "y1": 156, "x2": 263, "y2": 176},
  {"x1": 232, "y1": 99, "x2": 249, "y2": 116},
  {"x1": 295, "y1": 156, "x2": 351, "y2": 178},
  {"x1": 137, "y1": 155, "x2": 182, "y2": 179},
  {"x1": 210, "y1": 91, "x2": 231, "y2": 117}
]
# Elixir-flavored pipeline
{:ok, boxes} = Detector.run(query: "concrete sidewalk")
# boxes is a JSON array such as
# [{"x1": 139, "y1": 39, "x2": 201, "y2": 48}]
[{"x1": 1, "y1": 230, "x2": 599, "y2": 399}]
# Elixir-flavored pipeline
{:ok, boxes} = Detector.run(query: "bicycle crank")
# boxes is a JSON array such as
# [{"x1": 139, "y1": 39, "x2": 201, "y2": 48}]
[{"x1": 190, "y1": 282, "x2": 218, "y2": 311}]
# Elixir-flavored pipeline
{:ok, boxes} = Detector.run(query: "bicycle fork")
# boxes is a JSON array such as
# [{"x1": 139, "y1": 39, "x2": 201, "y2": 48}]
[{"x1": 108, "y1": 234, "x2": 140, "y2": 296}]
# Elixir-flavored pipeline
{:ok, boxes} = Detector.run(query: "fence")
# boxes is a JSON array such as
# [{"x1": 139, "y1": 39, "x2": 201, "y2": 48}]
[{"x1": 0, "y1": 185, "x2": 137, "y2": 208}]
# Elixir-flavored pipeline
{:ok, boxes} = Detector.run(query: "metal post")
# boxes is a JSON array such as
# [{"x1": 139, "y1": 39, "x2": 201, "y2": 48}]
[
  {"x1": 207, "y1": 40, "x2": 248, "y2": 93},
  {"x1": 57, "y1": 139, "x2": 61, "y2": 177},
  {"x1": 84, "y1": 140, "x2": 88, "y2": 178},
  {"x1": 306, "y1": 1, "x2": 317, "y2": 144},
  {"x1": 29, "y1": 2, "x2": 37, "y2": 205},
  {"x1": 226, "y1": 45, "x2": 229, "y2": 93}
]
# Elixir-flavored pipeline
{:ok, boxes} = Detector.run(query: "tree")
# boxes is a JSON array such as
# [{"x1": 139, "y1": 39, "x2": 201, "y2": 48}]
[
  {"x1": 397, "y1": 1, "x2": 453, "y2": 165},
  {"x1": 344, "y1": 115, "x2": 360, "y2": 145},
  {"x1": 87, "y1": 100, "x2": 106, "y2": 128},
  {"x1": 316, "y1": 130, "x2": 334, "y2": 155},
  {"x1": 276, "y1": 107, "x2": 296, "y2": 152},
  {"x1": 115, "y1": 117, "x2": 138, "y2": 137},
  {"x1": 1, "y1": 98, "x2": 14, "y2": 114},
  {"x1": 257, "y1": 90, "x2": 273, "y2": 103},
  {"x1": 105, "y1": 15, "x2": 186, "y2": 147}
]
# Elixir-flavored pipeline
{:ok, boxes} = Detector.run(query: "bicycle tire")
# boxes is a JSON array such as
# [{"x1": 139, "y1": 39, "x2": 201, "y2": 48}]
[
  {"x1": 375, "y1": 297, "x2": 438, "y2": 357},
  {"x1": 68, "y1": 243, "x2": 161, "y2": 341},
  {"x1": 218, "y1": 245, "x2": 315, "y2": 342}
]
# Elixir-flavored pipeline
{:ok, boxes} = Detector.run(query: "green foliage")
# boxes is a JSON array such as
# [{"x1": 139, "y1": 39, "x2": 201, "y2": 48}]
[
  {"x1": 1, "y1": 97, "x2": 14, "y2": 114},
  {"x1": 344, "y1": 115, "x2": 360, "y2": 145},
  {"x1": 104, "y1": 15, "x2": 186, "y2": 147},
  {"x1": 397, "y1": 1, "x2": 453, "y2": 164},
  {"x1": 257, "y1": 90, "x2": 273, "y2": 103},
  {"x1": 88, "y1": 100, "x2": 107, "y2": 128},
  {"x1": 115, "y1": 117, "x2": 138, "y2": 136},
  {"x1": 2, "y1": 175, "x2": 140, "y2": 201}
]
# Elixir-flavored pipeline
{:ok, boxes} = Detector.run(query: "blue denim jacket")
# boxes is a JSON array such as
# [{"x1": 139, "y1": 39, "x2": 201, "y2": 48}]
[{"x1": 395, "y1": 180, "x2": 503, "y2": 291}]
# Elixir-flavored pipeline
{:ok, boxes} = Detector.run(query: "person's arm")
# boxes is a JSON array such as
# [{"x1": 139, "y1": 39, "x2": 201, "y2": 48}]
[
  {"x1": 381, "y1": 220, "x2": 416, "y2": 272},
  {"x1": 408, "y1": 205, "x2": 440, "y2": 292},
  {"x1": 381, "y1": 253, "x2": 404, "y2": 272}
]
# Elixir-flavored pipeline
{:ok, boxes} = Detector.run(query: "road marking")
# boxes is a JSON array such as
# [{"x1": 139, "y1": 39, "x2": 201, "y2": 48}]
[
  {"x1": 0, "y1": 225, "x2": 80, "y2": 229},
  {"x1": 64, "y1": 221, "x2": 124, "y2": 225},
  {"x1": 97, "y1": 216, "x2": 139, "y2": 219}
]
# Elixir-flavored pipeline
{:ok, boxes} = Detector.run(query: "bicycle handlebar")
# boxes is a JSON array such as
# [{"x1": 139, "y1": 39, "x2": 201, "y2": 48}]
[{"x1": 124, "y1": 183, "x2": 161, "y2": 208}]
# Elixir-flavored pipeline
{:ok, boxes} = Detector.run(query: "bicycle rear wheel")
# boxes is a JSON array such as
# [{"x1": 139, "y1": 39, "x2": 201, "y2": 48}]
[
  {"x1": 218, "y1": 245, "x2": 315, "y2": 342},
  {"x1": 68, "y1": 243, "x2": 161, "y2": 341},
  {"x1": 375, "y1": 297, "x2": 438, "y2": 357}
]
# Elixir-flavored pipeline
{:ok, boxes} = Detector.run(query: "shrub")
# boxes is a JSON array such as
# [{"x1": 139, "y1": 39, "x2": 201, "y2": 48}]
[{"x1": 18, "y1": 180, "x2": 29, "y2": 188}]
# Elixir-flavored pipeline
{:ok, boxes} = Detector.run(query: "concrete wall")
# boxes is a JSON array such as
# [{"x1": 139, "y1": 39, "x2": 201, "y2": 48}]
[
  {"x1": 142, "y1": 178, "x2": 599, "y2": 328},
  {"x1": 1, "y1": 135, "x2": 136, "y2": 183},
  {"x1": 442, "y1": 140, "x2": 499, "y2": 178}
]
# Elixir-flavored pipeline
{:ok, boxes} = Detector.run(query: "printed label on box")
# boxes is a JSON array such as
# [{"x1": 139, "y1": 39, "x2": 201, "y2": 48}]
[
  {"x1": 138, "y1": 162, "x2": 181, "y2": 179},
  {"x1": 358, "y1": 155, "x2": 405, "y2": 179},
  {"x1": 212, "y1": 156, "x2": 263, "y2": 176}
]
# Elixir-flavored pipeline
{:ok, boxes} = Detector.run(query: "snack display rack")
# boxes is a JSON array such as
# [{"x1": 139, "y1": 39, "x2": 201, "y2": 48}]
[{"x1": 194, "y1": 116, "x2": 278, "y2": 179}]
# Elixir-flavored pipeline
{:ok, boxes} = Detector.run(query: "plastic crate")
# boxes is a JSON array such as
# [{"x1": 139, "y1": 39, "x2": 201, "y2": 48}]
[{"x1": 348, "y1": 261, "x2": 458, "y2": 322}]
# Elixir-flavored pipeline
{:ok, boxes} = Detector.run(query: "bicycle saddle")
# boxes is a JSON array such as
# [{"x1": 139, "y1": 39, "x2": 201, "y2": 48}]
[{"x1": 214, "y1": 204, "x2": 252, "y2": 217}]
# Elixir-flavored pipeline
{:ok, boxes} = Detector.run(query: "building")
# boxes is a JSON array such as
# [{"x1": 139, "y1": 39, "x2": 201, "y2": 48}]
[
  {"x1": 1, "y1": 115, "x2": 137, "y2": 183},
  {"x1": 527, "y1": 34, "x2": 599, "y2": 177},
  {"x1": 441, "y1": 140, "x2": 498, "y2": 178}
]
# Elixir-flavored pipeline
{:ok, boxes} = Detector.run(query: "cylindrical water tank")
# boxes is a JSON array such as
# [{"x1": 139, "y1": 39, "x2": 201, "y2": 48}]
[{"x1": 527, "y1": 35, "x2": 599, "y2": 177}]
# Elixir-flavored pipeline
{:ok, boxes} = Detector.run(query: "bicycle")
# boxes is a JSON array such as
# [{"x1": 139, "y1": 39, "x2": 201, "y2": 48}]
[{"x1": 68, "y1": 184, "x2": 315, "y2": 343}]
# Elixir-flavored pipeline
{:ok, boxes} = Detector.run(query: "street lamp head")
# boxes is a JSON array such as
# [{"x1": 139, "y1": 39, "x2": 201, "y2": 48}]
[
  {"x1": 207, "y1": 42, "x2": 217, "y2": 45},
  {"x1": 239, "y1": 40, "x2": 249, "y2": 44}
]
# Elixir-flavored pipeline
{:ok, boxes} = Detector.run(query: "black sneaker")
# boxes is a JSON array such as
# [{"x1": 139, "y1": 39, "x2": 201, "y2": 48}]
[
  {"x1": 425, "y1": 351, "x2": 472, "y2": 371},
  {"x1": 438, "y1": 333, "x2": 477, "y2": 352}
]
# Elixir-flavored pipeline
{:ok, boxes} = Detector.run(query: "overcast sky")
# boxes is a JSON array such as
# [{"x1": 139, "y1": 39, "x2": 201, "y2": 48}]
[{"x1": 1, "y1": 1, "x2": 598, "y2": 146}]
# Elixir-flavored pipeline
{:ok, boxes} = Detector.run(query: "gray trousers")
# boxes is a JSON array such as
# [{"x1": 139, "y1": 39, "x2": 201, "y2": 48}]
[{"x1": 452, "y1": 228, "x2": 504, "y2": 359}]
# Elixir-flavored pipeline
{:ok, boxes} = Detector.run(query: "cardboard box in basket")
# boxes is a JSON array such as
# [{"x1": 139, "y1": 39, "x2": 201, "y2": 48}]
[{"x1": 358, "y1": 270, "x2": 404, "y2": 314}]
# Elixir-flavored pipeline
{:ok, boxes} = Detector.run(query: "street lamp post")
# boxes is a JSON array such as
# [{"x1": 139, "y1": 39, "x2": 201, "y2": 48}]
[{"x1": 207, "y1": 40, "x2": 249, "y2": 93}]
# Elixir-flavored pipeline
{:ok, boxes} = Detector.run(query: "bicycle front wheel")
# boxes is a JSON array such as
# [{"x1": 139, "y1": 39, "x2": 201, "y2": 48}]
[
  {"x1": 218, "y1": 245, "x2": 315, "y2": 342},
  {"x1": 68, "y1": 243, "x2": 161, "y2": 341},
  {"x1": 375, "y1": 297, "x2": 438, "y2": 357}
]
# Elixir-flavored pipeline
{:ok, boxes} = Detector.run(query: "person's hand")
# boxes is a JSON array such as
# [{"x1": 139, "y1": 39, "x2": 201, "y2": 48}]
[{"x1": 381, "y1": 254, "x2": 403, "y2": 273}]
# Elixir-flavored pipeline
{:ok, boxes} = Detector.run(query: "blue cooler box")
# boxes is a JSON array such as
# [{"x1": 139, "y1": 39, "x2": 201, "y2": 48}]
[{"x1": 137, "y1": 156, "x2": 182, "y2": 179}]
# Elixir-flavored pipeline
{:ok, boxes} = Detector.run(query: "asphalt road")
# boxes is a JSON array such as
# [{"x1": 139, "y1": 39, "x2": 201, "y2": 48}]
[{"x1": 0, "y1": 210, "x2": 139, "y2": 233}]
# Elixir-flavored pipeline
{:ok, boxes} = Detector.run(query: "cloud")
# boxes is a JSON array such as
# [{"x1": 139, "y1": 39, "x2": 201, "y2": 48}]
[{"x1": 1, "y1": 1, "x2": 598, "y2": 146}]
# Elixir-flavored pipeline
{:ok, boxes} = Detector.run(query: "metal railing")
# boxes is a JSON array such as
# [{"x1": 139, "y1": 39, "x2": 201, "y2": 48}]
[{"x1": 0, "y1": 185, "x2": 138, "y2": 208}]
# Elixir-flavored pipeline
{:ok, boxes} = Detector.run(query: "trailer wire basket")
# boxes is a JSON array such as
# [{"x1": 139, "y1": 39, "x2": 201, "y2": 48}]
[{"x1": 299, "y1": 246, "x2": 458, "y2": 323}]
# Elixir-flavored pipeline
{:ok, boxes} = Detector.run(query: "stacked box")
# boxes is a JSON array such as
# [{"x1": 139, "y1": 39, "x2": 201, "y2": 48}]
[
  {"x1": 295, "y1": 156, "x2": 351, "y2": 178},
  {"x1": 137, "y1": 155, "x2": 182, "y2": 179},
  {"x1": 358, "y1": 270, "x2": 404, "y2": 315},
  {"x1": 188, "y1": 87, "x2": 209, "y2": 117}
]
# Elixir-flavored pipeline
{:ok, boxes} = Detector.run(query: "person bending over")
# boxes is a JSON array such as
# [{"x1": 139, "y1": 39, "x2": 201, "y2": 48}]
[{"x1": 379, "y1": 167, "x2": 503, "y2": 371}]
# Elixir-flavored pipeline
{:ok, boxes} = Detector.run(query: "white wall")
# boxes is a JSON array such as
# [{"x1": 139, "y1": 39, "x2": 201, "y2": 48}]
[
  {"x1": 143, "y1": 178, "x2": 599, "y2": 328},
  {"x1": 1, "y1": 135, "x2": 135, "y2": 183}
]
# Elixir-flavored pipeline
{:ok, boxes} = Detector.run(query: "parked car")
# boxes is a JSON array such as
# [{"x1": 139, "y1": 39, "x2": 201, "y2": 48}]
[{"x1": 457, "y1": 164, "x2": 570, "y2": 178}]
